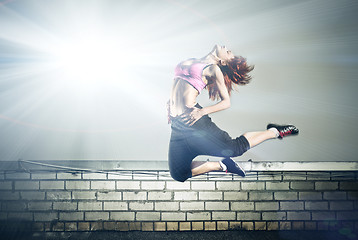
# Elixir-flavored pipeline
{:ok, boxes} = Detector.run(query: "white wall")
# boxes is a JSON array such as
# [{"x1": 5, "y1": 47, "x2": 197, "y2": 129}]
[{"x1": 0, "y1": 0, "x2": 357, "y2": 163}]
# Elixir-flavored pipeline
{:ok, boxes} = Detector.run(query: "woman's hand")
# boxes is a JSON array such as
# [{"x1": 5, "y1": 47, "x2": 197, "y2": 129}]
[{"x1": 181, "y1": 107, "x2": 205, "y2": 126}]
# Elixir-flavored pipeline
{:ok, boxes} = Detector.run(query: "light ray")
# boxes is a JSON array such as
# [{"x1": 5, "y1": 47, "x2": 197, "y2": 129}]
[{"x1": 0, "y1": 0, "x2": 357, "y2": 161}]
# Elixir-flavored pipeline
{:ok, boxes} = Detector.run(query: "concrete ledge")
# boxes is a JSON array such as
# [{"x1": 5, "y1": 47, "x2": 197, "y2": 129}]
[
  {"x1": 0, "y1": 160, "x2": 357, "y2": 171},
  {"x1": 242, "y1": 161, "x2": 358, "y2": 171}
]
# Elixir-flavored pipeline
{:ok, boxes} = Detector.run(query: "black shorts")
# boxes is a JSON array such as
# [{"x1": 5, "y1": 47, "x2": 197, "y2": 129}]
[{"x1": 168, "y1": 113, "x2": 250, "y2": 182}]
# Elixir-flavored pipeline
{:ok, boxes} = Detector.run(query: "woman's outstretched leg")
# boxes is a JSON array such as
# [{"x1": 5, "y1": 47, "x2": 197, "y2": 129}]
[
  {"x1": 244, "y1": 124, "x2": 299, "y2": 148},
  {"x1": 243, "y1": 130, "x2": 277, "y2": 148},
  {"x1": 190, "y1": 124, "x2": 299, "y2": 179}
]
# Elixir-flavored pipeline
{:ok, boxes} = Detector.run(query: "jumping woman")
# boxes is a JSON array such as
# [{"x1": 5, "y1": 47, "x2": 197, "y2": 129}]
[{"x1": 167, "y1": 45, "x2": 299, "y2": 182}]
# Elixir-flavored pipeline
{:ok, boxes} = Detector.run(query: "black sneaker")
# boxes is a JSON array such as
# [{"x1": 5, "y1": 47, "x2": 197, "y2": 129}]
[
  {"x1": 267, "y1": 123, "x2": 299, "y2": 139},
  {"x1": 221, "y1": 158, "x2": 246, "y2": 177}
]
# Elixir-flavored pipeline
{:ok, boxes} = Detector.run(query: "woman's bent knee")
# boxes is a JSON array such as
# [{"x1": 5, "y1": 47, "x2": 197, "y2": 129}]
[
  {"x1": 170, "y1": 173, "x2": 189, "y2": 182},
  {"x1": 169, "y1": 169, "x2": 191, "y2": 182}
]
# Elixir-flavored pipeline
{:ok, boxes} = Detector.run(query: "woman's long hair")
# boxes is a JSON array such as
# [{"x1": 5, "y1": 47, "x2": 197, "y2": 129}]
[{"x1": 207, "y1": 56, "x2": 254, "y2": 100}]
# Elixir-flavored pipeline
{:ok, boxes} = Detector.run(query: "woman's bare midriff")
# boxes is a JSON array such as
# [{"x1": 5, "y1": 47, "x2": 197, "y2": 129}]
[{"x1": 169, "y1": 77, "x2": 200, "y2": 118}]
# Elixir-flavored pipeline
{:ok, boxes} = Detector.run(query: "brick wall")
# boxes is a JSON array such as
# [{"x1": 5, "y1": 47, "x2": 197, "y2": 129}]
[{"x1": 0, "y1": 170, "x2": 357, "y2": 232}]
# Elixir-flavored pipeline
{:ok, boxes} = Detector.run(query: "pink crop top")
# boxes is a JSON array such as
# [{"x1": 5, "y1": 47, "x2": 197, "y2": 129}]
[{"x1": 174, "y1": 60, "x2": 211, "y2": 93}]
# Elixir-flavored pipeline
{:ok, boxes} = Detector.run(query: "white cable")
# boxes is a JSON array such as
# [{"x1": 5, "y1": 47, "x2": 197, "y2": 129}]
[{"x1": 16, "y1": 160, "x2": 356, "y2": 180}]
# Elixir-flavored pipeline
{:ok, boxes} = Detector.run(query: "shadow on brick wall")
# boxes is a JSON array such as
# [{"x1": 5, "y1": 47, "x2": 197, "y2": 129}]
[
  {"x1": 0, "y1": 222, "x2": 357, "y2": 240},
  {"x1": 0, "y1": 220, "x2": 33, "y2": 239}
]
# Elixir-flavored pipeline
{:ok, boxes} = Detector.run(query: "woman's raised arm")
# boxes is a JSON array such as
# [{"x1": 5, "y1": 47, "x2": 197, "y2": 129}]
[{"x1": 182, "y1": 65, "x2": 231, "y2": 126}]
